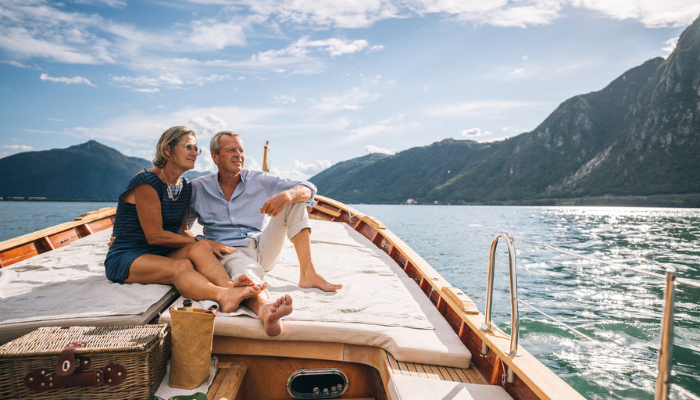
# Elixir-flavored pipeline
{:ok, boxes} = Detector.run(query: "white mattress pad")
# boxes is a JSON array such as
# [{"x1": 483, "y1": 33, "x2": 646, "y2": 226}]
[
  {"x1": 161, "y1": 219, "x2": 472, "y2": 368},
  {"x1": 0, "y1": 228, "x2": 177, "y2": 344}
]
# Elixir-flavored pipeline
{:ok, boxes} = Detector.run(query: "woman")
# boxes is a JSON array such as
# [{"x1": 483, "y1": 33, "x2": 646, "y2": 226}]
[{"x1": 105, "y1": 126, "x2": 263, "y2": 313}]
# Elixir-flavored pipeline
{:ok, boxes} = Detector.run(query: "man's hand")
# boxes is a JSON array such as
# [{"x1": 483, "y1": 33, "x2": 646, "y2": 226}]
[
  {"x1": 208, "y1": 240, "x2": 237, "y2": 259},
  {"x1": 108, "y1": 235, "x2": 115, "y2": 247},
  {"x1": 260, "y1": 191, "x2": 292, "y2": 217}
]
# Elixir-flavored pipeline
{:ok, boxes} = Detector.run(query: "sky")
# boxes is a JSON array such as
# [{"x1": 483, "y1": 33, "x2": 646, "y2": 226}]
[{"x1": 1, "y1": 0, "x2": 699, "y2": 179}]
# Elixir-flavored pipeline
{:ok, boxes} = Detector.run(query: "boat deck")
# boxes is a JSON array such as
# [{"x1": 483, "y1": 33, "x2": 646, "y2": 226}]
[{"x1": 384, "y1": 352, "x2": 486, "y2": 385}]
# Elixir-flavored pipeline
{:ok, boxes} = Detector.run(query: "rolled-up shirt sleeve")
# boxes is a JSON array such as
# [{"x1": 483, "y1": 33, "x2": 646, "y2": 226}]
[{"x1": 262, "y1": 174, "x2": 317, "y2": 207}]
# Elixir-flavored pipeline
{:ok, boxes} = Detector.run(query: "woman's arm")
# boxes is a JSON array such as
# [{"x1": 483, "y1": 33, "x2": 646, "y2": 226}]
[{"x1": 134, "y1": 184, "x2": 197, "y2": 248}]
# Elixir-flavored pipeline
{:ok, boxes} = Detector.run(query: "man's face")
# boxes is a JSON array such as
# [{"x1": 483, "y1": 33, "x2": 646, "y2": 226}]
[{"x1": 212, "y1": 134, "x2": 245, "y2": 175}]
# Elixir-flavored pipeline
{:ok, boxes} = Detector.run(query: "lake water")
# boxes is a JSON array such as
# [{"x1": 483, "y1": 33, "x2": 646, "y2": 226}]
[{"x1": 1, "y1": 201, "x2": 699, "y2": 399}]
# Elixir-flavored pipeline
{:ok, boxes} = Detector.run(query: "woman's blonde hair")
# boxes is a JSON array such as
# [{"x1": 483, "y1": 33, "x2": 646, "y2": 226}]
[{"x1": 152, "y1": 126, "x2": 197, "y2": 168}]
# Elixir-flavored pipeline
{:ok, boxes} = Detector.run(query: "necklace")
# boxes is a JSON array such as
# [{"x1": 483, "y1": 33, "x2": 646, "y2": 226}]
[{"x1": 161, "y1": 169, "x2": 182, "y2": 201}]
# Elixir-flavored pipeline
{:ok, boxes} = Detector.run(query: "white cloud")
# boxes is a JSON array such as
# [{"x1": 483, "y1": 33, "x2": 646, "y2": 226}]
[
  {"x1": 662, "y1": 36, "x2": 679, "y2": 57},
  {"x1": 267, "y1": 158, "x2": 331, "y2": 179},
  {"x1": 460, "y1": 127, "x2": 491, "y2": 137},
  {"x1": 570, "y1": 0, "x2": 700, "y2": 28},
  {"x1": 427, "y1": 100, "x2": 544, "y2": 117},
  {"x1": 1, "y1": 144, "x2": 34, "y2": 151},
  {"x1": 510, "y1": 67, "x2": 526, "y2": 76},
  {"x1": 365, "y1": 145, "x2": 396, "y2": 155},
  {"x1": 74, "y1": 0, "x2": 127, "y2": 8},
  {"x1": 274, "y1": 95, "x2": 298, "y2": 105},
  {"x1": 187, "y1": 19, "x2": 247, "y2": 50},
  {"x1": 45, "y1": 117, "x2": 67, "y2": 122},
  {"x1": 40, "y1": 73, "x2": 96, "y2": 86},
  {"x1": 312, "y1": 86, "x2": 380, "y2": 112},
  {"x1": 1, "y1": 60, "x2": 33, "y2": 68},
  {"x1": 293, "y1": 159, "x2": 332, "y2": 174},
  {"x1": 134, "y1": 88, "x2": 160, "y2": 93}
]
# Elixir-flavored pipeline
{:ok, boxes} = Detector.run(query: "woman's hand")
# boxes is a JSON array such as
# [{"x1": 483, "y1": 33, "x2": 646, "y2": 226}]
[{"x1": 207, "y1": 240, "x2": 237, "y2": 259}]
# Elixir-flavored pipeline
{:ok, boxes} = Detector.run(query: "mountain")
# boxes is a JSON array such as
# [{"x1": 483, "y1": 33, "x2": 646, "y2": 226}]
[
  {"x1": 310, "y1": 14, "x2": 700, "y2": 207},
  {"x1": 0, "y1": 141, "x2": 152, "y2": 200}
]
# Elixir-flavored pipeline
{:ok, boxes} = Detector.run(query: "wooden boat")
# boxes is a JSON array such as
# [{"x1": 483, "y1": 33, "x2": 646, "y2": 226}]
[{"x1": 0, "y1": 195, "x2": 586, "y2": 400}]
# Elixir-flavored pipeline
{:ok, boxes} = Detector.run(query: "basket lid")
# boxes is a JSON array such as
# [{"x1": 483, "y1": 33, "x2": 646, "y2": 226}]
[{"x1": 0, "y1": 325, "x2": 168, "y2": 357}]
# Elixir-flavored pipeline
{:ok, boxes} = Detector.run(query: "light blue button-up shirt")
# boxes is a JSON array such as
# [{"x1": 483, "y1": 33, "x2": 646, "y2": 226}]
[{"x1": 189, "y1": 170, "x2": 317, "y2": 246}]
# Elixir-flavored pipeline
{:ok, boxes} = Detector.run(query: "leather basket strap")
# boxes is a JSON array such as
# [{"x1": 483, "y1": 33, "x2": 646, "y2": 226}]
[
  {"x1": 24, "y1": 364, "x2": 127, "y2": 392},
  {"x1": 56, "y1": 341, "x2": 87, "y2": 375}
]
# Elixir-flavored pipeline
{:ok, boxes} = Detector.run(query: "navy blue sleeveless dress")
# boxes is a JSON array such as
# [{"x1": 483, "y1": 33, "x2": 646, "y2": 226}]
[{"x1": 105, "y1": 171, "x2": 192, "y2": 283}]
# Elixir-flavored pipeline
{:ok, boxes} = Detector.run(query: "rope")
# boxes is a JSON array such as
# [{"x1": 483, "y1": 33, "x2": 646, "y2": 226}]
[{"x1": 514, "y1": 238, "x2": 700, "y2": 289}]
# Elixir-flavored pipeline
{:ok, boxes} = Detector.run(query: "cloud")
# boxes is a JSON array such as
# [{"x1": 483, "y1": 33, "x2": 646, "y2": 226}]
[
  {"x1": 510, "y1": 67, "x2": 526, "y2": 76},
  {"x1": 274, "y1": 95, "x2": 298, "y2": 105},
  {"x1": 267, "y1": 158, "x2": 331, "y2": 179},
  {"x1": 569, "y1": 0, "x2": 700, "y2": 28},
  {"x1": 661, "y1": 36, "x2": 679, "y2": 57},
  {"x1": 427, "y1": 100, "x2": 544, "y2": 118},
  {"x1": 240, "y1": 0, "x2": 401, "y2": 29},
  {"x1": 134, "y1": 88, "x2": 160, "y2": 93},
  {"x1": 40, "y1": 73, "x2": 96, "y2": 86},
  {"x1": 1, "y1": 144, "x2": 34, "y2": 151},
  {"x1": 365, "y1": 145, "x2": 396, "y2": 155},
  {"x1": 45, "y1": 117, "x2": 67, "y2": 122},
  {"x1": 293, "y1": 159, "x2": 332, "y2": 174},
  {"x1": 74, "y1": 0, "x2": 127, "y2": 7},
  {"x1": 1, "y1": 60, "x2": 33, "y2": 68},
  {"x1": 187, "y1": 19, "x2": 247, "y2": 50},
  {"x1": 460, "y1": 127, "x2": 491, "y2": 137},
  {"x1": 311, "y1": 86, "x2": 380, "y2": 112}
]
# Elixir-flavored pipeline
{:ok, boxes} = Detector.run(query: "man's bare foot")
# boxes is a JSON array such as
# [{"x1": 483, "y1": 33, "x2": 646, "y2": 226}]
[
  {"x1": 259, "y1": 295, "x2": 293, "y2": 336},
  {"x1": 299, "y1": 271, "x2": 343, "y2": 292},
  {"x1": 232, "y1": 274, "x2": 254, "y2": 287},
  {"x1": 218, "y1": 285, "x2": 262, "y2": 313}
]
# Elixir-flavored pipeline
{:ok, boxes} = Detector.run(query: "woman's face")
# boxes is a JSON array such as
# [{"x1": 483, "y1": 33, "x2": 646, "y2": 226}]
[{"x1": 168, "y1": 134, "x2": 198, "y2": 171}]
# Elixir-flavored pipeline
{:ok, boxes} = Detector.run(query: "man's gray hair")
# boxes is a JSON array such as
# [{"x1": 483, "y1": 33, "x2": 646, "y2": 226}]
[{"x1": 210, "y1": 131, "x2": 242, "y2": 154}]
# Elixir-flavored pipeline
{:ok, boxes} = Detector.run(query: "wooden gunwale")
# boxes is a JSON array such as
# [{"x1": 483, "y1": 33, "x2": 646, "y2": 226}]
[
  {"x1": 0, "y1": 207, "x2": 116, "y2": 268},
  {"x1": 309, "y1": 195, "x2": 584, "y2": 400}
]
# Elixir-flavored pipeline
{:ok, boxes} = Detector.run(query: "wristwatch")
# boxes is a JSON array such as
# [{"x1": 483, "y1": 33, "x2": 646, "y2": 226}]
[{"x1": 195, "y1": 235, "x2": 205, "y2": 241}]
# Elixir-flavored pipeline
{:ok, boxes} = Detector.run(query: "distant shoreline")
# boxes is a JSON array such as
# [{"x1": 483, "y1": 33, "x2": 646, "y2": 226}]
[
  {"x1": 3, "y1": 193, "x2": 699, "y2": 208},
  {"x1": 0, "y1": 198, "x2": 116, "y2": 202}
]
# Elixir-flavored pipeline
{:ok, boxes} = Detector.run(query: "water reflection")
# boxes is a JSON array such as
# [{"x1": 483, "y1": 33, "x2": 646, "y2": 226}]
[{"x1": 353, "y1": 205, "x2": 700, "y2": 400}]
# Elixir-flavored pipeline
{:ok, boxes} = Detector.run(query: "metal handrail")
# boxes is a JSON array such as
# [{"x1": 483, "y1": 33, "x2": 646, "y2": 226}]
[
  {"x1": 483, "y1": 234, "x2": 698, "y2": 400},
  {"x1": 481, "y1": 231, "x2": 521, "y2": 362}
]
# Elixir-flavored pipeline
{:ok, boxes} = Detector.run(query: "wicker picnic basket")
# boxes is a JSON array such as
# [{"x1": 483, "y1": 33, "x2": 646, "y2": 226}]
[{"x1": 0, "y1": 324, "x2": 170, "y2": 399}]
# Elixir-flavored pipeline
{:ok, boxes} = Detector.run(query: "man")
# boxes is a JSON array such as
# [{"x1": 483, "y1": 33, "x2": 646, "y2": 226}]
[{"x1": 189, "y1": 131, "x2": 342, "y2": 336}]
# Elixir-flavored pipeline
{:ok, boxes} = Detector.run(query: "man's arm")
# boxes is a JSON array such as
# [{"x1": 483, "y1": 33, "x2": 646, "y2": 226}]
[{"x1": 260, "y1": 184, "x2": 312, "y2": 217}]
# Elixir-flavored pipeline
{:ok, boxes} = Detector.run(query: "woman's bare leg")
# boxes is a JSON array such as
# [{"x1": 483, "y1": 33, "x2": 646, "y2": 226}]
[
  {"x1": 167, "y1": 240, "x2": 243, "y2": 289},
  {"x1": 125, "y1": 254, "x2": 261, "y2": 313}
]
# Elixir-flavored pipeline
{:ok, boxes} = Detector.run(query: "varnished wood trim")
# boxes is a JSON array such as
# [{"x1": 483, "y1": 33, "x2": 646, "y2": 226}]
[{"x1": 0, "y1": 207, "x2": 116, "y2": 253}]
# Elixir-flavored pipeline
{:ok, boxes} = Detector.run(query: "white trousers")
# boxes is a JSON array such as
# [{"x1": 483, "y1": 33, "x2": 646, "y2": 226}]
[{"x1": 220, "y1": 202, "x2": 311, "y2": 285}]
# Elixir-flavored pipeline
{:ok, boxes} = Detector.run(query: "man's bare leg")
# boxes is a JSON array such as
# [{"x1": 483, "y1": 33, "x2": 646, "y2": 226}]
[
  {"x1": 244, "y1": 293, "x2": 293, "y2": 336},
  {"x1": 291, "y1": 228, "x2": 343, "y2": 292}
]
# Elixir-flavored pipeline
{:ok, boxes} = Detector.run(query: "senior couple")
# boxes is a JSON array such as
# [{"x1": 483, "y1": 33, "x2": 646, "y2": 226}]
[{"x1": 104, "y1": 126, "x2": 341, "y2": 337}]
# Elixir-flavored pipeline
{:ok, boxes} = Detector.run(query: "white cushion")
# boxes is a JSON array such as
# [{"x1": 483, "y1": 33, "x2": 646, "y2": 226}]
[
  {"x1": 161, "y1": 219, "x2": 472, "y2": 368},
  {"x1": 389, "y1": 375, "x2": 513, "y2": 400}
]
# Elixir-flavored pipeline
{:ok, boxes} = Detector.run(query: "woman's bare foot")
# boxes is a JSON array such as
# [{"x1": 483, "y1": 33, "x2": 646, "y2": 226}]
[
  {"x1": 218, "y1": 285, "x2": 262, "y2": 313},
  {"x1": 259, "y1": 295, "x2": 293, "y2": 336},
  {"x1": 299, "y1": 271, "x2": 342, "y2": 292}
]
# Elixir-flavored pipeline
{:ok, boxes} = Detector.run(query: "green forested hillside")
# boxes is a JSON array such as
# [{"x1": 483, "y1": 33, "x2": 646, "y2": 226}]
[
  {"x1": 0, "y1": 141, "x2": 152, "y2": 200},
  {"x1": 310, "y1": 14, "x2": 700, "y2": 206}
]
